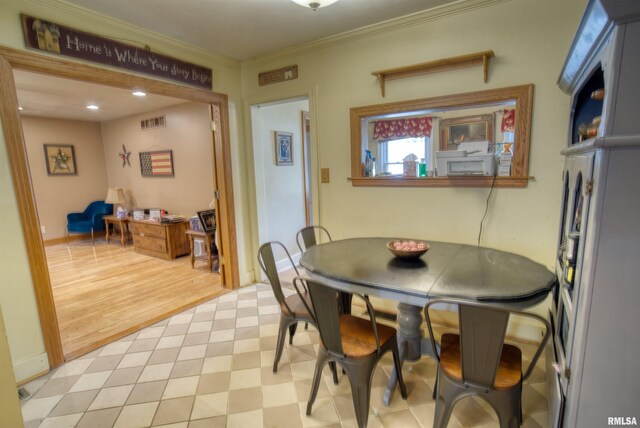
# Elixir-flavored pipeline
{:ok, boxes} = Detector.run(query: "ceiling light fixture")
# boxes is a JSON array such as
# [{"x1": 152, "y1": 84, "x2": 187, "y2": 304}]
[
  {"x1": 86, "y1": 104, "x2": 99, "y2": 110},
  {"x1": 132, "y1": 91, "x2": 146, "y2": 97},
  {"x1": 291, "y1": 0, "x2": 339, "y2": 11}
]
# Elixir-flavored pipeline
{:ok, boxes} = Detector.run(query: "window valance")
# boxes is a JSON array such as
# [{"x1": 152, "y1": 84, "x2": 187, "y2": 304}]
[
  {"x1": 373, "y1": 117, "x2": 432, "y2": 140},
  {"x1": 501, "y1": 109, "x2": 515, "y2": 132}
]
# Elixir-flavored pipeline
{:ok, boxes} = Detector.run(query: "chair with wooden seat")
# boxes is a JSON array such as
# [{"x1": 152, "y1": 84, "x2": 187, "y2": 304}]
[
  {"x1": 295, "y1": 225, "x2": 332, "y2": 253},
  {"x1": 424, "y1": 299, "x2": 550, "y2": 428},
  {"x1": 257, "y1": 241, "x2": 336, "y2": 380},
  {"x1": 295, "y1": 277, "x2": 407, "y2": 428}
]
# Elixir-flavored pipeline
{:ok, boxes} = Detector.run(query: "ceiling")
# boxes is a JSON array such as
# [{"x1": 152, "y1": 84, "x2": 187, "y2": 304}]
[
  {"x1": 64, "y1": 0, "x2": 459, "y2": 60},
  {"x1": 15, "y1": 0, "x2": 462, "y2": 121},
  {"x1": 15, "y1": 70, "x2": 187, "y2": 122}
]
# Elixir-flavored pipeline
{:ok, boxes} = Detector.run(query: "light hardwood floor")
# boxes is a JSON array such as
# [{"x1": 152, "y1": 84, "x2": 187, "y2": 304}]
[{"x1": 46, "y1": 240, "x2": 227, "y2": 361}]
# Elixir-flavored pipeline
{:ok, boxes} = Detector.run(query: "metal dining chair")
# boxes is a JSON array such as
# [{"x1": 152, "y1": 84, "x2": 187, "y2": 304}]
[
  {"x1": 257, "y1": 241, "x2": 337, "y2": 381},
  {"x1": 294, "y1": 277, "x2": 407, "y2": 428},
  {"x1": 424, "y1": 299, "x2": 550, "y2": 428},
  {"x1": 296, "y1": 225, "x2": 358, "y2": 315},
  {"x1": 295, "y1": 225, "x2": 332, "y2": 253}
]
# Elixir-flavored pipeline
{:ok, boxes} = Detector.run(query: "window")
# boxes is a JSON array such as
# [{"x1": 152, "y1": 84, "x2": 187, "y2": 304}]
[{"x1": 379, "y1": 137, "x2": 430, "y2": 175}]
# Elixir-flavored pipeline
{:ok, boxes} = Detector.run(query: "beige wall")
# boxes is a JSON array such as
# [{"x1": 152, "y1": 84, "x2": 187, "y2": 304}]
[
  {"x1": 21, "y1": 116, "x2": 109, "y2": 240},
  {"x1": 101, "y1": 102, "x2": 215, "y2": 217},
  {"x1": 241, "y1": 0, "x2": 586, "y2": 273}
]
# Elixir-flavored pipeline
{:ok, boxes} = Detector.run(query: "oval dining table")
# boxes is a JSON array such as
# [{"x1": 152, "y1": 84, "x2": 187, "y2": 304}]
[{"x1": 300, "y1": 237, "x2": 557, "y2": 405}]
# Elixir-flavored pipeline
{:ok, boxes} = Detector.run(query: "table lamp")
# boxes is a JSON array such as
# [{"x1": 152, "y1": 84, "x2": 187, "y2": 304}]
[{"x1": 105, "y1": 188, "x2": 127, "y2": 218}]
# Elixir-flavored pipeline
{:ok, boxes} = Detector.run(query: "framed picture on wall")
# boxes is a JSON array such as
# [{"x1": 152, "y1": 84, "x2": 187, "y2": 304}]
[
  {"x1": 140, "y1": 150, "x2": 174, "y2": 177},
  {"x1": 44, "y1": 144, "x2": 77, "y2": 175},
  {"x1": 274, "y1": 131, "x2": 293, "y2": 165},
  {"x1": 439, "y1": 114, "x2": 494, "y2": 151}
]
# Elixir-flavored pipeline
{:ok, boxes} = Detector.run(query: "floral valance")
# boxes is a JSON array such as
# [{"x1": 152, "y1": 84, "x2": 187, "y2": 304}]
[
  {"x1": 501, "y1": 109, "x2": 515, "y2": 133},
  {"x1": 373, "y1": 117, "x2": 432, "y2": 140}
]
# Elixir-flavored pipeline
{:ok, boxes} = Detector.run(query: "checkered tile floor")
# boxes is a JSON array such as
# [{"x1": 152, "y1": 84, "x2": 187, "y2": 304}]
[{"x1": 20, "y1": 283, "x2": 550, "y2": 427}]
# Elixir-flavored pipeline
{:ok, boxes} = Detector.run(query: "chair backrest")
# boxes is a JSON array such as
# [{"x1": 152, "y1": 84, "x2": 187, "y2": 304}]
[
  {"x1": 85, "y1": 201, "x2": 113, "y2": 228},
  {"x1": 84, "y1": 201, "x2": 112, "y2": 216},
  {"x1": 257, "y1": 241, "x2": 299, "y2": 310},
  {"x1": 296, "y1": 225, "x2": 332, "y2": 253},
  {"x1": 425, "y1": 299, "x2": 550, "y2": 388},
  {"x1": 294, "y1": 278, "x2": 345, "y2": 358}
]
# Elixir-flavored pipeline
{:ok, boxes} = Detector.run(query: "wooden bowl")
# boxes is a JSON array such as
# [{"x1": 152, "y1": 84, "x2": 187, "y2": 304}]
[{"x1": 386, "y1": 240, "x2": 430, "y2": 259}]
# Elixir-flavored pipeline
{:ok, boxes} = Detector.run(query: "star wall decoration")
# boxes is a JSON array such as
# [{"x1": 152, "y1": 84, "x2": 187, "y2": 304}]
[{"x1": 119, "y1": 144, "x2": 131, "y2": 167}]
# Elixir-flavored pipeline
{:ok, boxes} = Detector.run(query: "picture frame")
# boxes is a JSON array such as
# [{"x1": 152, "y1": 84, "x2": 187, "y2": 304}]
[
  {"x1": 44, "y1": 144, "x2": 77, "y2": 175},
  {"x1": 132, "y1": 209, "x2": 145, "y2": 220},
  {"x1": 439, "y1": 114, "x2": 494, "y2": 151},
  {"x1": 140, "y1": 150, "x2": 174, "y2": 177},
  {"x1": 197, "y1": 209, "x2": 216, "y2": 233},
  {"x1": 274, "y1": 131, "x2": 293, "y2": 165},
  {"x1": 149, "y1": 208, "x2": 162, "y2": 221}
]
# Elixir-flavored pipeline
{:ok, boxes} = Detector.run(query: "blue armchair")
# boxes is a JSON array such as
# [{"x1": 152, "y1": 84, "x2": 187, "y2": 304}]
[{"x1": 66, "y1": 201, "x2": 113, "y2": 245}]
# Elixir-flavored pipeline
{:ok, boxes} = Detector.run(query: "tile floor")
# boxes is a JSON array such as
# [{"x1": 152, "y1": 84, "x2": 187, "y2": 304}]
[{"x1": 20, "y1": 283, "x2": 550, "y2": 427}]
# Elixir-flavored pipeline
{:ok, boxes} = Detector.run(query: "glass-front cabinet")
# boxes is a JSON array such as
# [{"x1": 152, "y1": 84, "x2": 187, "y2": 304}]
[{"x1": 549, "y1": 1, "x2": 640, "y2": 427}]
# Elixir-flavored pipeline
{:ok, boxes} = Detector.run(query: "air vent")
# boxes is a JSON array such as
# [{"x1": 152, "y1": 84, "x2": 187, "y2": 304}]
[{"x1": 140, "y1": 115, "x2": 166, "y2": 130}]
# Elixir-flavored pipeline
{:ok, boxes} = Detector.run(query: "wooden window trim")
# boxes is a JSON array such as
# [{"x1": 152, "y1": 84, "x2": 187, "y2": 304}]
[{"x1": 350, "y1": 84, "x2": 534, "y2": 188}]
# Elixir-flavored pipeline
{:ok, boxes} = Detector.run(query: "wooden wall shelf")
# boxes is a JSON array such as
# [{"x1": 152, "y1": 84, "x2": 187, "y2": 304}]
[{"x1": 371, "y1": 50, "x2": 495, "y2": 97}]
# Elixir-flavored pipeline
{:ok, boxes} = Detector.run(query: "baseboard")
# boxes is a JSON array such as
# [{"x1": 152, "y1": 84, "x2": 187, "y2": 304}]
[
  {"x1": 276, "y1": 252, "x2": 301, "y2": 273},
  {"x1": 13, "y1": 353, "x2": 49, "y2": 384},
  {"x1": 43, "y1": 232, "x2": 106, "y2": 247}
]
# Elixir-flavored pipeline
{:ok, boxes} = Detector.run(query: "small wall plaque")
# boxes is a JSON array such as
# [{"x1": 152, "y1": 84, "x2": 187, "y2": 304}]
[{"x1": 259, "y1": 65, "x2": 298, "y2": 86}]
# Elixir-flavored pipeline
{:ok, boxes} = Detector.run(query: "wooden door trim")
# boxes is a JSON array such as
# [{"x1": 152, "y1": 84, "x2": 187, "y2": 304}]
[{"x1": 0, "y1": 46, "x2": 239, "y2": 368}]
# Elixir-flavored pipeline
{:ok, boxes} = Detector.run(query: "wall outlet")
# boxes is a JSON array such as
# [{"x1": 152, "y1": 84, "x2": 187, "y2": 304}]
[
  {"x1": 320, "y1": 168, "x2": 330, "y2": 183},
  {"x1": 40, "y1": 225, "x2": 46, "y2": 234}
]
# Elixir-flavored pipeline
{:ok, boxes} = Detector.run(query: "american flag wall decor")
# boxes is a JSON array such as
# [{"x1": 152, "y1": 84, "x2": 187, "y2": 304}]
[{"x1": 140, "y1": 150, "x2": 175, "y2": 177}]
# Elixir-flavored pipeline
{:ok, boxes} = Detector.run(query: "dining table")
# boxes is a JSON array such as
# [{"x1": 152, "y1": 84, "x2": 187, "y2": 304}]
[{"x1": 299, "y1": 237, "x2": 557, "y2": 405}]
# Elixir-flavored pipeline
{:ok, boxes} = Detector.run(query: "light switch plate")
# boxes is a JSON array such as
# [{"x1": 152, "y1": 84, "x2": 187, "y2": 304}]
[{"x1": 320, "y1": 168, "x2": 330, "y2": 183}]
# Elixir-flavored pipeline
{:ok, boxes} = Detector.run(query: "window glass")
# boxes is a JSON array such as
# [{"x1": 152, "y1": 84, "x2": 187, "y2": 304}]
[{"x1": 381, "y1": 137, "x2": 429, "y2": 175}]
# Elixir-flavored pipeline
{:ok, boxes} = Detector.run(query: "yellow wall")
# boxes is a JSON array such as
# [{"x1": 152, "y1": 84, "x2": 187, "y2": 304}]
[
  {"x1": 0, "y1": 307, "x2": 23, "y2": 428},
  {"x1": 241, "y1": 0, "x2": 586, "y2": 272}
]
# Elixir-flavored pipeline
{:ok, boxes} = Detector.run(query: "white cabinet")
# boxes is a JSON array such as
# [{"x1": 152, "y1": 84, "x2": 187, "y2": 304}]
[{"x1": 549, "y1": 1, "x2": 640, "y2": 427}]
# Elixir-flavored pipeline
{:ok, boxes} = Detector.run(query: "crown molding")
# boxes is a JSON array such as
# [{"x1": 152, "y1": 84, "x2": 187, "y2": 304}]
[
  {"x1": 242, "y1": 0, "x2": 509, "y2": 68},
  {"x1": 17, "y1": 0, "x2": 240, "y2": 70}
]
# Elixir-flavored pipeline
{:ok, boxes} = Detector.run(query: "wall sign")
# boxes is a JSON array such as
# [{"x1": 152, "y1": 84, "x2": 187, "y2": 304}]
[
  {"x1": 258, "y1": 65, "x2": 298, "y2": 86},
  {"x1": 21, "y1": 14, "x2": 213, "y2": 89}
]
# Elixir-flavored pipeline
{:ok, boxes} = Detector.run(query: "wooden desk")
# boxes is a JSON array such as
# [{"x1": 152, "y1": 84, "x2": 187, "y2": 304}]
[
  {"x1": 185, "y1": 230, "x2": 216, "y2": 272},
  {"x1": 104, "y1": 215, "x2": 129, "y2": 247},
  {"x1": 129, "y1": 219, "x2": 190, "y2": 260},
  {"x1": 301, "y1": 237, "x2": 556, "y2": 404}
]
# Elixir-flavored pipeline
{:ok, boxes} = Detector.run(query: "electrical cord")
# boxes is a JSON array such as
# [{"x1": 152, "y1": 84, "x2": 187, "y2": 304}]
[{"x1": 477, "y1": 173, "x2": 497, "y2": 246}]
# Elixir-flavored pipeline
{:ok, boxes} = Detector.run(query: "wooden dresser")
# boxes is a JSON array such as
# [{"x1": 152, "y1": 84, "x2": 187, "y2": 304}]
[{"x1": 129, "y1": 219, "x2": 190, "y2": 260}]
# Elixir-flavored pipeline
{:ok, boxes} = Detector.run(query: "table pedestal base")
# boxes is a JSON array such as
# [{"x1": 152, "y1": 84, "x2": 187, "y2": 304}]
[{"x1": 383, "y1": 302, "x2": 437, "y2": 406}]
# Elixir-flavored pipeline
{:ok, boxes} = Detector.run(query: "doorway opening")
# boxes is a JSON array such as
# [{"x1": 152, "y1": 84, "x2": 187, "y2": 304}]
[
  {"x1": 0, "y1": 47, "x2": 239, "y2": 369},
  {"x1": 250, "y1": 96, "x2": 313, "y2": 270}
]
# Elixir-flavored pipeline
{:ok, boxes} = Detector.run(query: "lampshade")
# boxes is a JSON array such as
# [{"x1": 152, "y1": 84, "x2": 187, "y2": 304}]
[
  {"x1": 291, "y1": 0, "x2": 339, "y2": 11},
  {"x1": 105, "y1": 188, "x2": 126, "y2": 204}
]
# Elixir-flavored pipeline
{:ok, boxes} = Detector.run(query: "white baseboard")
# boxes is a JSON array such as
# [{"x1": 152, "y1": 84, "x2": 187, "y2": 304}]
[{"x1": 13, "y1": 352, "x2": 49, "y2": 383}]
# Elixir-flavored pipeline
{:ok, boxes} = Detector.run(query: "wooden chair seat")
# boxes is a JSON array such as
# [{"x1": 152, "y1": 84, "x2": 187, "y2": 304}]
[
  {"x1": 281, "y1": 292, "x2": 313, "y2": 318},
  {"x1": 440, "y1": 333, "x2": 522, "y2": 390},
  {"x1": 339, "y1": 314, "x2": 396, "y2": 358}
]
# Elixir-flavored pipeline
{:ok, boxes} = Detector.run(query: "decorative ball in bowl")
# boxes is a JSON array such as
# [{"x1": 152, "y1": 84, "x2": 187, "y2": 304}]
[{"x1": 386, "y1": 240, "x2": 430, "y2": 259}]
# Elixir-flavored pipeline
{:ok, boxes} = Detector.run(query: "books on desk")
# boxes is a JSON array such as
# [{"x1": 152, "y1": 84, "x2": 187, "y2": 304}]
[{"x1": 161, "y1": 215, "x2": 187, "y2": 224}]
